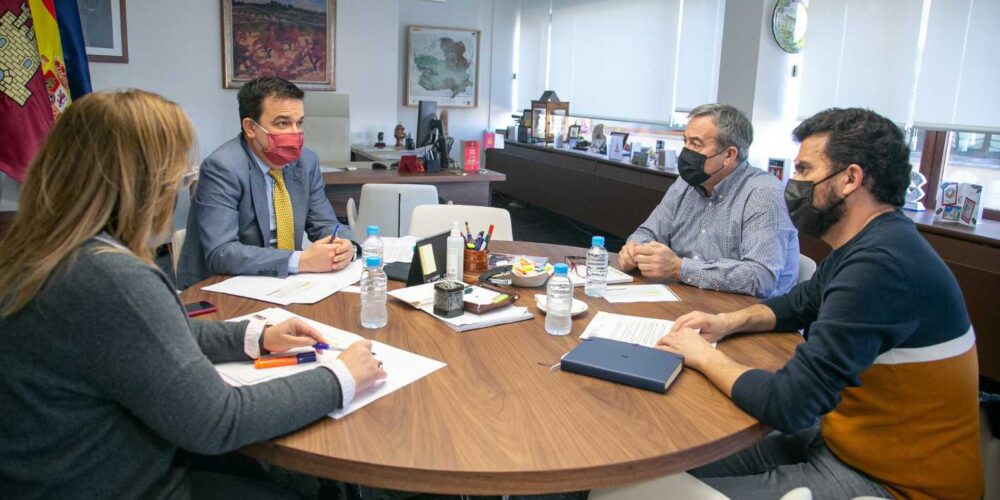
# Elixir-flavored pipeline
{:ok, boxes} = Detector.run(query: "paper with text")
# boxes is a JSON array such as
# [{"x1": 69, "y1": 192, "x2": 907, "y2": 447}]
[
  {"x1": 215, "y1": 308, "x2": 446, "y2": 419},
  {"x1": 203, "y1": 260, "x2": 363, "y2": 305},
  {"x1": 601, "y1": 285, "x2": 680, "y2": 303}
]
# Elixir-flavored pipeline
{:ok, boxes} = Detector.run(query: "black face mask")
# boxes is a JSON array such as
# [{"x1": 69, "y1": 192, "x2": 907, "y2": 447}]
[
  {"x1": 678, "y1": 147, "x2": 726, "y2": 186},
  {"x1": 785, "y1": 168, "x2": 848, "y2": 238}
]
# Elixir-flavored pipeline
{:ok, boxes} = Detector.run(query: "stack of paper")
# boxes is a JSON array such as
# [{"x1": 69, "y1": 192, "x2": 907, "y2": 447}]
[
  {"x1": 580, "y1": 311, "x2": 714, "y2": 348},
  {"x1": 216, "y1": 308, "x2": 446, "y2": 419},
  {"x1": 389, "y1": 282, "x2": 534, "y2": 332},
  {"x1": 381, "y1": 236, "x2": 418, "y2": 264},
  {"x1": 568, "y1": 266, "x2": 634, "y2": 287},
  {"x1": 203, "y1": 260, "x2": 363, "y2": 305}
]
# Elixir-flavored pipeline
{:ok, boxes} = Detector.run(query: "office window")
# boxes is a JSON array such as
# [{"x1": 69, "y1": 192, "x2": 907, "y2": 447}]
[
  {"x1": 513, "y1": 0, "x2": 723, "y2": 124},
  {"x1": 943, "y1": 131, "x2": 1000, "y2": 211}
]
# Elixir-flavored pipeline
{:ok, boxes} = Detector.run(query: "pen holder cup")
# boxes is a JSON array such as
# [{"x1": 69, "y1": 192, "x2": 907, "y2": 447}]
[
  {"x1": 464, "y1": 249, "x2": 490, "y2": 275},
  {"x1": 433, "y1": 281, "x2": 466, "y2": 318}
]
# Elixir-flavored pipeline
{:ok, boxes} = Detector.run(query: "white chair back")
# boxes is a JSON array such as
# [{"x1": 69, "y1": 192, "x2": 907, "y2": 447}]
[
  {"x1": 350, "y1": 184, "x2": 439, "y2": 237},
  {"x1": 303, "y1": 92, "x2": 350, "y2": 163},
  {"x1": 408, "y1": 205, "x2": 513, "y2": 241}
]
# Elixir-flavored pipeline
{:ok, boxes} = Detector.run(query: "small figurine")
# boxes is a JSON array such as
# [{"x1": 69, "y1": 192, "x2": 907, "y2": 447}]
[
  {"x1": 374, "y1": 131, "x2": 386, "y2": 148},
  {"x1": 393, "y1": 123, "x2": 406, "y2": 149}
]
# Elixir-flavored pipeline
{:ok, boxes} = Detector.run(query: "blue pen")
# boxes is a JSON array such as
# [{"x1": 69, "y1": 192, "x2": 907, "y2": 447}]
[
  {"x1": 314, "y1": 342, "x2": 330, "y2": 350},
  {"x1": 330, "y1": 223, "x2": 340, "y2": 243},
  {"x1": 474, "y1": 231, "x2": 484, "y2": 250}
]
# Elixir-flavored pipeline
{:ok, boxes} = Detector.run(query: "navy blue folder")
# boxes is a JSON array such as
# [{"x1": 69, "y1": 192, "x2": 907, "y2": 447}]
[{"x1": 561, "y1": 337, "x2": 684, "y2": 393}]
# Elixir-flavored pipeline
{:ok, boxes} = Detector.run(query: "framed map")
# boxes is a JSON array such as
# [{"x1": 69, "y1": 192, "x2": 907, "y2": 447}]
[
  {"x1": 221, "y1": 0, "x2": 335, "y2": 90},
  {"x1": 405, "y1": 26, "x2": 479, "y2": 108}
]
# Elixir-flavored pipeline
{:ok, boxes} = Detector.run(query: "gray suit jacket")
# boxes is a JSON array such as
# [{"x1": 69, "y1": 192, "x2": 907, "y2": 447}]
[{"x1": 178, "y1": 134, "x2": 349, "y2": 289}]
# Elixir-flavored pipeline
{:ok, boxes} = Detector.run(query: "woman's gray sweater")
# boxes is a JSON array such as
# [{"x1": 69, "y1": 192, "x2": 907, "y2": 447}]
[{"x1": 0, "y1": 240, "x2": 343, "y2": 498}]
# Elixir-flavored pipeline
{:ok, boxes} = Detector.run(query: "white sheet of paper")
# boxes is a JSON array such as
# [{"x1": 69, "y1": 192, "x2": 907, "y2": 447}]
[
  {"x1": 203, "y1": 260, "x2": 363, "y2": 305},
  {"x1": 216, "y1": 308, "x2": 446, "y2": 419},
  {"x1": 580, "y1": 311, "x2": 715, "y2": 348},
  {"x1": 568, "y1": 266, "x2": 634, "y2": 287},
  {"x1": 381, "y1": 236, "x2": 418, "y2": 264},
  {"x1": 601, "y1": 284, "x2": 680, "y2": 303},
  {"x1": 319, "y1": 165, "x2": 345, "y2": 173},
  {"x1": 388, "y1": 282, "x2": 531, "y2": 331}
]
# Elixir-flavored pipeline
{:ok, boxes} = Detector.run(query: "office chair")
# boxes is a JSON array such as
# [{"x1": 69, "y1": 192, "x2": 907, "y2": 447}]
[
  {"x1": 408, "y1": 205, "x2": 513, "y2": 241},
  {"x1": 347, "y1": 184, "x2": 439, "y2": 237}
]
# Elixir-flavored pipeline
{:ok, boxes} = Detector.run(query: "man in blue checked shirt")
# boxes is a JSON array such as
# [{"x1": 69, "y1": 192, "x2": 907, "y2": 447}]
[{"x1": 618, "y1": 104, "x2": 798, "y2": 298}]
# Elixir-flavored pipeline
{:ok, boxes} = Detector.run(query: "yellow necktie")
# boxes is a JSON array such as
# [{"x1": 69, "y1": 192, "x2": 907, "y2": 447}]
[{"x1": 268, "y1": 169, "x2": 295, "y2": 250}]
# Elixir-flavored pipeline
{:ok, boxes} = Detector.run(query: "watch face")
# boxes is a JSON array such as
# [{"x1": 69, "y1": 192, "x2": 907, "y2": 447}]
[{"x1": 772, "y1": 0, "x2": 808, "y2": 54}]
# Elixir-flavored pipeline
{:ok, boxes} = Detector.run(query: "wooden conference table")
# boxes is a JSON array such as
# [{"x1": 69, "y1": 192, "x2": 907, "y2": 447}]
[{"x1": 181, "y1": 241, "x2": 801, "y2": 495}]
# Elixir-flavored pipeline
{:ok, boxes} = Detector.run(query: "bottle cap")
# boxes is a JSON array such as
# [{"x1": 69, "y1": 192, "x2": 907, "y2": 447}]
[
  {"x1": 592, "y1": 236, "x2": 605, "y2": 247},
  {"x1": 367, "y1": 226, "x2": 379, "y2": 236},
  {"x1": 553, "y1": 263, "x2": 568, "y2": 275}
]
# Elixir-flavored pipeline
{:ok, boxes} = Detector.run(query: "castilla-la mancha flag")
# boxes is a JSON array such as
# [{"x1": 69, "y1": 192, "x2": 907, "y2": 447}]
[{"x1": 1, "y1": 0, "x2": 89, "y2": 182}]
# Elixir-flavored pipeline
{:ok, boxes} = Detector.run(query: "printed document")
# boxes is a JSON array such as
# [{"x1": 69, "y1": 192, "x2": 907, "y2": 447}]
[
  {"x1": 203, "y1": 260, "x2": 363, "y2": 305},
  {"x1": 216, "y1": 308, "x2": 446, "y2": 419},
  {"x1": 580, "y1": 311, "x2": 715, "y2": 348},
  {"x1": 601, "y1": 284, "x2": 680, "y2": 303}
]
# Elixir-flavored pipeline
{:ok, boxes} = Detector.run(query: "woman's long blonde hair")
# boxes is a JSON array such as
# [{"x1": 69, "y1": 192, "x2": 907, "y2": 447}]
[{"x1": 0, "y1": 90, "x2": 194, "y2": 317}]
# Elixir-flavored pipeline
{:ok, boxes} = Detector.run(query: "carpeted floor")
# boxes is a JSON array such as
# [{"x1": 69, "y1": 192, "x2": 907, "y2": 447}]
[{"x1": 490, "y1": 191, "x2": 626, "y2": 253}]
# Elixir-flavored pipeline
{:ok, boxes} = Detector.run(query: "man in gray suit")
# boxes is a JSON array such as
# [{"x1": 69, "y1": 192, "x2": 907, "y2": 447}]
[{"x1": 178, "y1": 77, "x2": 356, "y2": 289}]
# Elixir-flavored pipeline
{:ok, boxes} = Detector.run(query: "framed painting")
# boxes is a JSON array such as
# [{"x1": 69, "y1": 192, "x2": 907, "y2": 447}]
[
  {"x1": 405, "y1": 25, "x2": 479, "y2": 108},
  {"x1": 221, "y1": 0, "x2": 335, "y2": 90},
  {"x1": 77, "y1": 0, "x2": 128, "y2": 63}
]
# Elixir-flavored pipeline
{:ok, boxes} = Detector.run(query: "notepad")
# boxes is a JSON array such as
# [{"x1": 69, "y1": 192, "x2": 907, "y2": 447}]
[
  {"x1": 216, "y1": 308, "x2": 446, "y2": 419},
  {"x1": 203, "y1": 260, "x2": 363, "y2": 305},
  {"x1": 567, "y1": 266, "x2": 634, "y2": 287},
  {"x1": 561, "y1": 337, "x2": 683, "y2": 393},
  {"x1": 389, "y1": 282, "x2": 534, "y2": 332}
]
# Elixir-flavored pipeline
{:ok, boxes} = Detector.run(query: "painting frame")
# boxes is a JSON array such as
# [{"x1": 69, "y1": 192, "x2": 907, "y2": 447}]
[
  {"x1": 405, "y1": 25, "x2": 480, "y2": 108},
  {"x1": 221, "y1": 0, "x2": 336, "y2": 91},
  {"x1": 77, "y1": 0, "x2": 129, "y2": 63}
]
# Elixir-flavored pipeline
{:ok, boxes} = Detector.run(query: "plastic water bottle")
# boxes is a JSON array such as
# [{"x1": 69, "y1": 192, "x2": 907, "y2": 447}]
[
  {"x1": 361, "y1": 226, "x2": 383, "y2": 262},
  {"x1": 585, "y1": 235, "x2": 609, "y2": 297},
  {"x1": 545, "y1": 263, "x2": 573, "y2": 336},
  {"x1": 360, "y1": 255, "x2": 387, "y2": 329},
  {"x1": 446, "y1": 221, "x2": 465, "y2": 282}
]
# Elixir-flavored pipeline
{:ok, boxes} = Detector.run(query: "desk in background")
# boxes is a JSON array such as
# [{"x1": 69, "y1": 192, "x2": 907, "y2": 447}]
[
  {"x1": 181, "y1": 241, "x2": 800, "y2": 495},
  {"x1": 351, "y1": 144, "x2": 405, "y2": 163},
  {"x1": 323, "y1": 165, "x2": 506, "y2": 215}
]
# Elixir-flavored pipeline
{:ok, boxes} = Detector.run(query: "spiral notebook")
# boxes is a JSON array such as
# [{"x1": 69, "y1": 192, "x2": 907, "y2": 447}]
[{"x1": 389, "y1": 282, "x2": 534, "y2": 332}]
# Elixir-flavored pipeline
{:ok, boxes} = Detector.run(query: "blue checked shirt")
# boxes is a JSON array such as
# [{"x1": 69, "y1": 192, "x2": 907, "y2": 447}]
[{"x1": 628, "y1": 162, "x2": 799, "y2": 298}]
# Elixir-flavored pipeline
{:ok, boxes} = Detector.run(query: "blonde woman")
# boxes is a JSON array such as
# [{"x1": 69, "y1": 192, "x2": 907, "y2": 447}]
[{"x1": 0, "y1": 90, "x2": 385, "y2": 499}]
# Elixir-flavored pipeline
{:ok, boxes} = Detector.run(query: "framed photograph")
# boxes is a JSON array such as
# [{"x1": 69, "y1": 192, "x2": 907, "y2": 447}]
[
  {"x1": 77, "y1": 0, "x2": 128, "y2": 63},
  {"x1": 568, "y1": 124, "x2": 581, "y2": 140},
  {"x1": 221, "y1": 0, "x2": 335, "y2": 90},
  {"x1": 960, "y1": 198, "x2": 977, "y2": 224},
  {"x1": 608, "y1": 132, "x2": 629, "y2": 162},
  {"x1": 405, "y1": 26, "x2": 480, "y2": 108}
]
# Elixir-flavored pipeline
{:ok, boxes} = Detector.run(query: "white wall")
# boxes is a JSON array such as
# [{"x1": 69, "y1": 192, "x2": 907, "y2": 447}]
[
  {"x1": 88, "y1": 0, "x2": 399, "y2": 160},
  {"x1": 397, "y1": 0, "x2": 500, "y2": 166},
  {"x1": 717, "y1": 0, "x2": 801, "y2": 174}
]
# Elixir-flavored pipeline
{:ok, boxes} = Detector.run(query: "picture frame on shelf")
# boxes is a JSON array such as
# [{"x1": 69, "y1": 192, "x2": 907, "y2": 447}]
[
  {"x1": 405, "y1": 26, "x2": 480, "y2": 108},
  {"x1": 221, "y1": 0, "x2": 336, "y2": 90},
  {"x1": 77, "y1": 0, "x2": 128, "y2": 63}
]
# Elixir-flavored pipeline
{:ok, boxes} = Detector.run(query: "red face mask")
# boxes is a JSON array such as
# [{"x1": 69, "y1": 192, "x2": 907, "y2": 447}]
[{"x1": 251, "y1": 120, "x2": 304, "y2": 165}]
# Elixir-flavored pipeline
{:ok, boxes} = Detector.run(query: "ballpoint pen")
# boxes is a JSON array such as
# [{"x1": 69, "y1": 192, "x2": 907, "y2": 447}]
[{"x1": 329, "y1": 223, "x2": 340, "y2": 243}]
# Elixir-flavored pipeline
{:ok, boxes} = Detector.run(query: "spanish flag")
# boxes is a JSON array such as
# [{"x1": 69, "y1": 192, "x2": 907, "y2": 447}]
[{"x1": 0, "y1": 0, "x2": 89, "y2": 182}]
